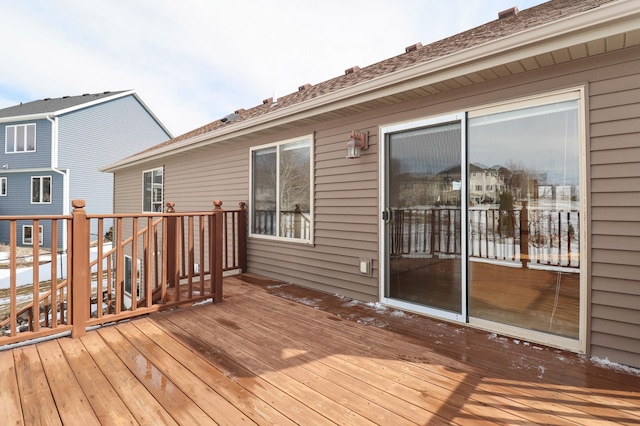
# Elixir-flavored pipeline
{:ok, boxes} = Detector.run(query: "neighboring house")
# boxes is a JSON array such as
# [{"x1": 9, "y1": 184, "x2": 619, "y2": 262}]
[
  {"x1": 103, "y1": 0, "x2": 640, "y2": 368},
  {"x1": 0, "y1": 90, "x2": 172, "y2": 248}
]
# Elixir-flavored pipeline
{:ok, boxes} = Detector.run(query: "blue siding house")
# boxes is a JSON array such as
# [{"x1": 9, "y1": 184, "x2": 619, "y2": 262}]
[{"x1": 0, "y1": 90, "x2": 172, "y2": 248}]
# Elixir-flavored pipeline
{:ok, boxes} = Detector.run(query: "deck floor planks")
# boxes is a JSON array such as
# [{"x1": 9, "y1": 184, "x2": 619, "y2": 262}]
[
  {"x1": 96, "y1": 325, "x2": 215, "y2": 425},
  {"x1": 13, "y1": 344, "x2": 62, "y2": 425},
  {"x1": 183, "y1": 300, "x2": 470, "y2": 425},
  {"x1": 115, "y1": 321, "x2": 253, "y2": 425},
  {"x1": 55, "y1": 336, "x2": 138, "y2": 425},
  {"x1": 0, "y1": 348, "x2": 24, "y2": 425},
  {"x1": 215, "y1": 288, "x2": 553, "y2": 425},
  {"x1": 35, "y1": 339, "x2": 101, "y2": 426},
  {"x1": 229, "y1": 279, "x2": 639, "y2": 425},
  {"x1": 168, "y1": 307, "x2": 428, "y2": 425},
  {"x1": 131, "y1": 317, "x2": 296, "y2": 425},
  {"x1": 233, "y1": 275, "x2": 640, "y2": 423},
  {"x1": 2, "y1": 273, "x2": 640, "y2": 425},
  {"x1": 152, "y1": 312, "x2": 338, "y2": 425},
  {"x1": 78, "y1": 331, "x2": 179, "y2": 426},
  {"x1": 155, "y1": 309, "x2": 376, "y2": 425}
]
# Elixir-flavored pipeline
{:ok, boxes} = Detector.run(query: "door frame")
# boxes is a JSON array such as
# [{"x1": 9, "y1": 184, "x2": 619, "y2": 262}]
[
  {"x1": 379, "y1": 112, "x2": 468, "y2": 323},
  {"x1": 377, "y1": 89, "x2": 587, "y2": 354}
]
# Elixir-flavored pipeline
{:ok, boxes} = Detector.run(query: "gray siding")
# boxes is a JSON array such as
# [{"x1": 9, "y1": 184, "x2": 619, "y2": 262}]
[
  {"x1": 0, "y1": 171, "x2": 66, "y2": 247},
  {"x1": 0, "y1": 119, "x2": 52, "y2": 169},
  {"x1": 113, "y1": 45, "x2": 640, "y2": 367},
  {"x1": 58, "y1": 94, "x2": 171, "y2": 218}
]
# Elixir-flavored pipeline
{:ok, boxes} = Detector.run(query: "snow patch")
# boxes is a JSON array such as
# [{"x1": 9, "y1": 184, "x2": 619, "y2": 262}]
[
  {"x1": 537, "y1": 365, "x2": 546, "y2": 378},
  {"x1": 192, "y1": 298, "x2": 213, "y2": 306},
  {"x1": 591, "y1": 357, "x2": 640, "y2": 376}
]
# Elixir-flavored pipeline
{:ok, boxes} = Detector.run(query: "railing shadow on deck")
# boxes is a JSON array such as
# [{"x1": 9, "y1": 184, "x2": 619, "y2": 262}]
[{"x1": 0, "y1": 199, "x2": 247, "y2": 346}]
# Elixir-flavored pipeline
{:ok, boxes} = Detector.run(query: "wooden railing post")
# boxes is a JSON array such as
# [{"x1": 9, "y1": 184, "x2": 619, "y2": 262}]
[
  {"x1": 212, "y1": 200, "x2": 224, "y2": 303},
  {"x1": 238, "y1": 202, "x2": 247, "y2": 273},
  {"x1": 519, "y1": 201, "x2": 529, "y2": 268},
  {"x1": 71, "y1": 199, "x2": 90, "y2": 338},
  {"x1": 165, "y1": 202, "x2": 178, "y2": 288}
]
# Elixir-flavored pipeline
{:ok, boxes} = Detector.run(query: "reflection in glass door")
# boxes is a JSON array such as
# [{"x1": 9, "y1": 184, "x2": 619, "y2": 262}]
[
  {"x1": 382, "y1": 114, "x2": 465, "y2": 320},
  {"x1": 467, "y1": 95, "x2": 581, "y2": 341}
]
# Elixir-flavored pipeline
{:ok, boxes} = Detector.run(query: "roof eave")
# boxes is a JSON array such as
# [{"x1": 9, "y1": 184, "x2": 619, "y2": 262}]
[{"x1": 103, "y1": 0, "x2": 639, "y2": 172}]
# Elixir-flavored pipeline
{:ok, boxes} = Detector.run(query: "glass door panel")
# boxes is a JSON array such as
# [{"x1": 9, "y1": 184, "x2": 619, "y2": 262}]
[
  {"x1": 384, "y1": 117, "x2": 464, "y2": 317},
  {"x1": 468, "y1": 98, "x2": 581, "y2": 339}
]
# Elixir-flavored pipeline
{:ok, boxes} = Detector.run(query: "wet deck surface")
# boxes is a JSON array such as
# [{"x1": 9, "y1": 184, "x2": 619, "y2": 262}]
[{"x1": 2, "y1": 273, "x2": 639, "y2": 425}]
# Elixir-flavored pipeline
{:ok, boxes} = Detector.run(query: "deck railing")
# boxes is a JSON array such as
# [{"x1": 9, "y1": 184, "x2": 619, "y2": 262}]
[
  {"x1": 0, "y1": 199, "x2": 247, "y2": 346},
  {"x1": 391, "y1": 205, "x2": 580, "y2": 268}
]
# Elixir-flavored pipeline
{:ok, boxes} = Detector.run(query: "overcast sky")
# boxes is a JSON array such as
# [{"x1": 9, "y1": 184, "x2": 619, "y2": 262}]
[{"x1": 1, "y1": 0, "x2": 546, "y2": 137}]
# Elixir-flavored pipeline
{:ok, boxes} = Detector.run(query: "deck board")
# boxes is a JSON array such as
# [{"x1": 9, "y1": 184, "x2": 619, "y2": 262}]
[
  {"x1": 36, "y1": 339, "x2": 101, "y2": 426},
  {"x1": 1, "y1": 273, "x2": 639, "y2": 425}
]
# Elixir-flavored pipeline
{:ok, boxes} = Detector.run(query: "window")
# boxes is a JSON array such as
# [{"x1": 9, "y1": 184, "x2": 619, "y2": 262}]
[
  {"x1": 123, "y1": 255, "x2": 143, "y2": 300},
  {"x1": 31, "y1": 176, "x2": 51, "y2": 203},
  {"x1": 251, "y1": 135, "x2": 313, "y2": 242},
  {"x1": 142, "y1": 168, "x2": 163, "y2": 212},
  {"x1": 0, "y1": 177, "x2": 6, "y2": 196},
  {"x1": 6, "y1": 124, "x2": 36, "y2": 153},
  {"x1": 23, "y1": 225, "x2": 44, "y2": 245}
]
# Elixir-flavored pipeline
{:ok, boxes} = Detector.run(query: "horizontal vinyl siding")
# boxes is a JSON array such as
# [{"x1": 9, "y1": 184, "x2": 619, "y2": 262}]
[
  {"x1": 589, "y1": 50, "x2": 640, "y2": 368},
  {"x1": 58, "y1": 95, "x2": 171, "y2": 216},
  {"x1": 0, "y1": 119, "x2": 52, "y2": 169},
  {"x1": 112, "y1": 45, "x2": 640, "y2": 366}
]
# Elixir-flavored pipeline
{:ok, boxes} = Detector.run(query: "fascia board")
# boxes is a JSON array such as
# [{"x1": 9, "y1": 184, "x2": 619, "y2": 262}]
[
  {"x1": 53, "y1": 90, "x2": 137, "y2": 116},
  {"x1": 0, "y1": 91, "x2": 138, "y2": 123},
  {"x1": 0, "y1": 113, "x2": 50, "y2": 123},
  {"x1": 130, "y1": 92, "x2": 174, "y2": 138},
  {"x1": 104, "y1": 0, "x2": 638, "y2": 172}
]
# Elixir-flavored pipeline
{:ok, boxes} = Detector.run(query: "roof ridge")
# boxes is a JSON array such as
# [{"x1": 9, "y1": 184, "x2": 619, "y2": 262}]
[{"x1": 156, "y1": 0, "x2": 618, "y2": 147}]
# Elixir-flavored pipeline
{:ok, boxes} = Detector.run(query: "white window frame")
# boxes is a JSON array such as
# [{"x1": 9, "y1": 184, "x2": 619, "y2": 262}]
[
  {"x1": 123, "y1": 255, "x2": 143, "y2": 300},
  {"x1": 249, "y1": 134, "x2": 314, "y2": 244},
  {"x1": 5, "y1": 123, "x2": 36, "y2": 153},
  {"x1": 0, "y1": 177, "x2": 6, "y2": 196},
  {"x1": 31, "y1": 176, "x2": 52, "y2": 204},
  {"x1": 23, "y1": 225, "x2": 44, "y2": 246},
  {"x1": 142, "y1": 167, "x2": 163, "y2": 212}
]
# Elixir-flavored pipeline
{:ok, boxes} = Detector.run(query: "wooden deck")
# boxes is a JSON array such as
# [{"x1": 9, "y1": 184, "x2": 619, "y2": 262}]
[{"x1": 2, "y1": 274, "x2": 639, "y2": 425}]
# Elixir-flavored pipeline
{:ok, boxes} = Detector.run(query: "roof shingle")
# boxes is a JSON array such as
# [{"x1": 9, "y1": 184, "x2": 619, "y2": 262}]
[
  {"x1": 0, "y1": 91, "x2": 129, "y2": 118},
  {"x1": 128, "y1": 0, "x2": 620, "y2": 155}
]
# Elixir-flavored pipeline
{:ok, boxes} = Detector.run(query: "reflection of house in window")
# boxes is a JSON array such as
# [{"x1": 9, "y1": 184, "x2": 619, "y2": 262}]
[{"x1": 469, "y1": 165, "x2": 504, "y2": 205}]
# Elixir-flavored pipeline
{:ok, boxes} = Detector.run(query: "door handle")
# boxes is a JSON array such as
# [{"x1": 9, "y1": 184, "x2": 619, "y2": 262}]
[{"x1": 382, "y1": 208, "x2": 391, "y2": 224}]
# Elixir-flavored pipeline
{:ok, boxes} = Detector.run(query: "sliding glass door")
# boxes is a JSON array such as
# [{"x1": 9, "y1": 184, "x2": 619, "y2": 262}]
[
  {"x1": 382, "y1": 114, "x2": 466, "y2": 321},
  {"x1": 381, "y1": 91, "x2": 583, "y2": 349},
  {"x1": 467, "y1": 93, "x2": 582, "y2": 341}
]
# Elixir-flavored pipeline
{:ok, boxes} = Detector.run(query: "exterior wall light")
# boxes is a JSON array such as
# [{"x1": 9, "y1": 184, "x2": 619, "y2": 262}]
[{"x1": 346, "y1": 130, "x2": 369, "y2": 158}]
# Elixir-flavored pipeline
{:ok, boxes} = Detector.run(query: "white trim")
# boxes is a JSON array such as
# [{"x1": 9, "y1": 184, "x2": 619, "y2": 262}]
[
  {"x1": 30, "y1": 175, "x2": 52, "y2": 204},
  {"x1": 101, "y1": 0, "x2": 639, "y2": 172},
  {"x1": 378, "y1": 89, "x2": 586, "y2": 352},
  {"x1": 22, "y1": 224, "x2": 44, "y2": 246},
  {"x1": 5, "y1": 123, "x2": 36, "y2": 154},
  {"x1": 469, "y1": 317, "x2": 583, "y2": 353},
  {"x1": 0, "y1": 177, "x2": 6, "y2": 196},
  {"x1": 379, "y1": 112, "x2": 466, "y2": 320},
  {"x1": 141, "y1": 167, "x2": 163, "y2": 213},
  {"x1": 45, "y1": 114, "x2": 58, "y2": 168},
  {"x1": 249, "y1": 134, "x2": 314, "y2": 244},
  {"x1": 0, "y1": 91, "x2": 173, "y2": 138}
]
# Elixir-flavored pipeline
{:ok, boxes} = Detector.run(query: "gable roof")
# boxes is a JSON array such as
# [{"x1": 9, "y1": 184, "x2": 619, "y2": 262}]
[
  {"x1": 104, "y1": 0, "x2": 639, "y2": 171},
  {"x1": 0, "y1": 90, "x2": 173, "y2": 137},
  {"x1": 0, "y1": 90, "x2": 129, "y2": 118}
]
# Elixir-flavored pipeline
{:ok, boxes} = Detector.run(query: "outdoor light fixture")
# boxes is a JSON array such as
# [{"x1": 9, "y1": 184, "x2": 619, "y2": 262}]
[{"x1": 346, "y1": 130, "x2": 369, "y2": 159}]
